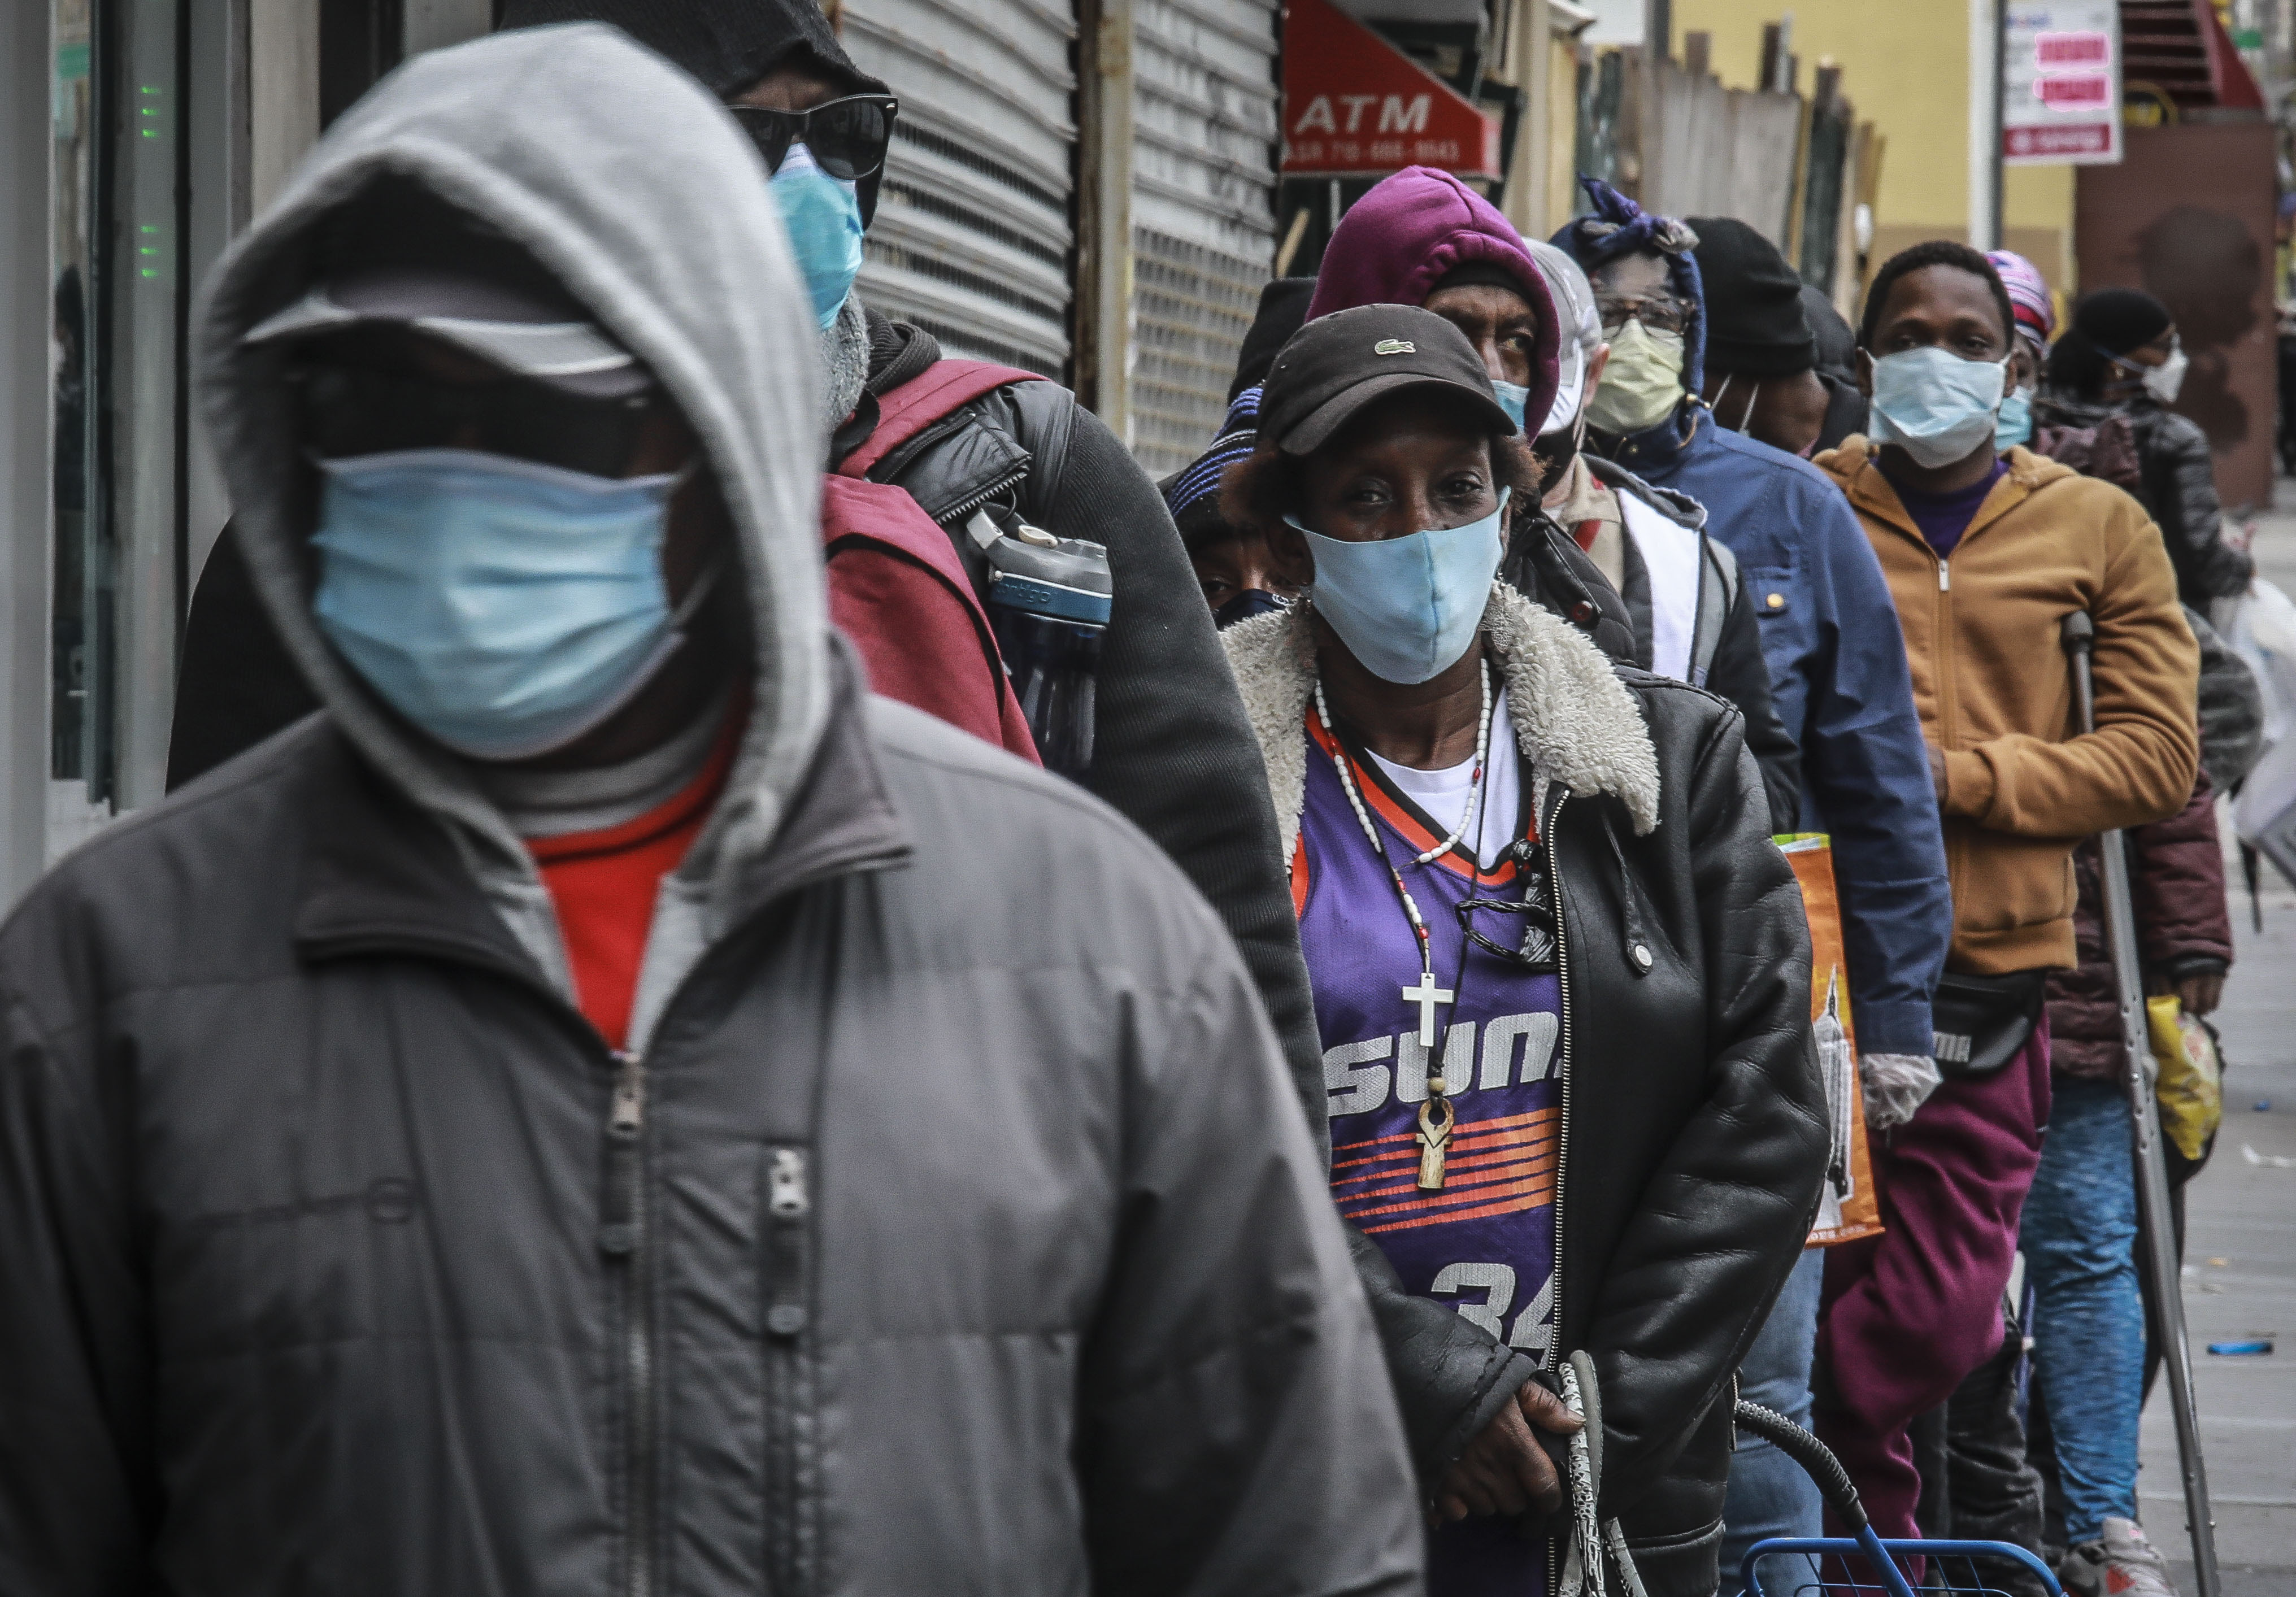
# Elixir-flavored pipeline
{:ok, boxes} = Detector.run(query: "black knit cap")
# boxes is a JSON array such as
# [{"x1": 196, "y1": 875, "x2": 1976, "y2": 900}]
[
  {"x1": 1229, "y1": 279, "x2": 1314, "y2": 401},
  {"x1": 2073, "y1": 287, "x2": 2173, "y2": 358},
  {"x1": 1688, "y1": 216, "x2": 1816, "y2": 378},
  {"x1": 497, "y1": 0, "x2": 893, "y2": 216}
]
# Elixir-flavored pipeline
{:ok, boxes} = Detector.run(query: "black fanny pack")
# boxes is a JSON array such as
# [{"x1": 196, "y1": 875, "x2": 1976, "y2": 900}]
[{"x1": 1931, "y1": 971, "x2": 2049, "y2": 1079}]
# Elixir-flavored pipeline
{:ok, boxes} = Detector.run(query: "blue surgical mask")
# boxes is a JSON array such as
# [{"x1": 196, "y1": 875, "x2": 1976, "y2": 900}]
[
  {"x1": 1997, "y1": 385, "x2": 2034, "y2": 451},
  {"x1": 312, "y1": 448, "x2": 700, "y2": 761},
  {"x1": 769, "y1": 142, "x2": 864, "y2": 329},
  {"x1": 1289, "y1": 489, "x2": 1510, "y2": 684},
  {"x1": 1491, "y1": 380, "x2": 1530, "y2": 431},
  {"x1": 1868, "y1": 346, "x2": 2007, "y2": 468}
]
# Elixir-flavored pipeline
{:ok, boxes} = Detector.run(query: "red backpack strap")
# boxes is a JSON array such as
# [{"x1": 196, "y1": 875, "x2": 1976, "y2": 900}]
[
  {"x1": 816, "y1": 475, "x2": 1040, "y2": 764},
  {"x1": 834, "y1": 359, "x2": 1040, "y2": 480}
]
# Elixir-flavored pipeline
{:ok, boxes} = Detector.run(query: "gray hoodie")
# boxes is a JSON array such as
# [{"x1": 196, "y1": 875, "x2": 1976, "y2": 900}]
[
  {"x1": 0, "y1": 25, "x2": 1422, "y2": 1597},
  {"x1": 197, "y1": 22, "x2": 825, "y2": 1035}
]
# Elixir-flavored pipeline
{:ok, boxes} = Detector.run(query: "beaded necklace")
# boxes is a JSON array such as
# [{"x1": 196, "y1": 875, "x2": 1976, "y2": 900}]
[{"x1": 1312, "y1": 655, "x2": 1494, "y2": 1190}]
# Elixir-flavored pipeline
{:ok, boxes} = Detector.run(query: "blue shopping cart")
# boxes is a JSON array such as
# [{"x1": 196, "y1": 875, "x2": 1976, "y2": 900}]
[{"x1": 1733, "y1": 1400, "x2": 2063, "y2": 1597}]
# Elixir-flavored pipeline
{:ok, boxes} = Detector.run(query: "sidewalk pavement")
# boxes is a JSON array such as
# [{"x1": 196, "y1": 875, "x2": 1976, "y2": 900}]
[{"x1": 2143, "y1": 487, "x2": 2296, "y2": 1595}]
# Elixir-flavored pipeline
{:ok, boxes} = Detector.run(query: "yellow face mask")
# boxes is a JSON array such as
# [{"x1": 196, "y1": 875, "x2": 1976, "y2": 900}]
[{"x1": 1585, "y1": 318, "x2": 1686, "y2": 437}]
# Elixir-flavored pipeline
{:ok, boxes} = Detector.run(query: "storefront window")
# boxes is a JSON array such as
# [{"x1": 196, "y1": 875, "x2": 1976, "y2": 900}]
[
  {"x1": 49, "y1": 0, "x2": 185, "y2": 856},
  {"x1": 51, "y1": 0, "x2": 100, "y2": 833}
]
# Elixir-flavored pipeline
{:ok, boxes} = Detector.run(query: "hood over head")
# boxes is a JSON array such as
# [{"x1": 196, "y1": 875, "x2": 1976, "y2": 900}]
[
  {"x1": 1802, "y1": 282, "x2": 1868, "y2": 451},
  {"x1": 1230, "y1": 277, "x2": 1315, "y2": 401},
  {"x1": 1306, "y1": 166, "x2": 1563, "y2": 435},
  {"x1": 1550, "y1": 175, "x2": 1707, "y2": 391},
  {"x1": 196, "y1": 24, "x2": 829, "y2": 917},
  {"x1": 498, "y1": 0, "x2": 884, "y2": 101},
  {"x1": 1803, "y1": 282, "x2": 1856, "y2": 375},
  {"x1": 1523, "y1": 237, "x2": 1601, "y2": 433},
  {"x1": 496, "y1": 0, "x2": 892, "y2": 221}
]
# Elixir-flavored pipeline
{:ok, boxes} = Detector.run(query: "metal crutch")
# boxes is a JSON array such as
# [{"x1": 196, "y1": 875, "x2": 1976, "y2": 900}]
[{"x1": 2060, "y1": 609, "x2": 2220, "y2": 1597}]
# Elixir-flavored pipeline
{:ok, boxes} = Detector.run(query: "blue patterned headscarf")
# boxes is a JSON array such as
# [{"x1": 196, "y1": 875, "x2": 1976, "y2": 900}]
[{"x1": 1550, "y1": 176, "x2": 1707, "y2": 392}]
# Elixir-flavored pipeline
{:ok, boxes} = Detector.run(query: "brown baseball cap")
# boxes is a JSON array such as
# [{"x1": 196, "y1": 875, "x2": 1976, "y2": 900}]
[{"x1": 1258, "y1": 303, "x2": 1517, "y2": 456}]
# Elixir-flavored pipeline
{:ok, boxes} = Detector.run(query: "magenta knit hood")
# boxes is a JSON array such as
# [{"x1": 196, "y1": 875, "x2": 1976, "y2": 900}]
[{"x1": 1306, "y1": 166, "x2": 1564, "y2": 436}]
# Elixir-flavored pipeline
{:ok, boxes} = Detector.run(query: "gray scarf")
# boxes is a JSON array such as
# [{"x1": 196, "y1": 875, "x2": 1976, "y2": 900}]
[{"x1": 820, "y1": 291, "x2": 871, "y2": 438}]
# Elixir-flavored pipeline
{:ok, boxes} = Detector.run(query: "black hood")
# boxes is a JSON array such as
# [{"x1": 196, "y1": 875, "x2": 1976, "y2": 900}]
[
  {"x1": 498, "y1": 0, "x2": 885, "y2": 99},
  {"x1": 498, "y1": 0, "x2": 894, "y2": 219}
]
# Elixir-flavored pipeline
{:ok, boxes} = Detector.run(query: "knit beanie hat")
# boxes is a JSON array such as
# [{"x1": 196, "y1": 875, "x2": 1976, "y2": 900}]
[
  {"x1": 1687, "y1": 216, "x2": 1814, "y2": 377},
  {"x1": 2073, "y1": 287, "x2": 2172, "y2": 358},
  {"x1": 1985, "y1": 250, "x2": 2055, "y2": 349},
  {"x1": 1164, "y1": 386, "x2": 1260, "y2": 536}
]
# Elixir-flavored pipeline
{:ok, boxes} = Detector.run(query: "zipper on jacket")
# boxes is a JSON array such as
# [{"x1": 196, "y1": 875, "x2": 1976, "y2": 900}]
[
  {"x1": 1543, "y1": 792, "x2": 1572, "y2": 1375},
  {"x1": 1937, "y1": 558, "x2": 1950, "y2": 591},
  {"x1": 602, "y1": 1049, "x2": 656, "y2": 1597},
  {"x1": 936, "y1": 468, "x2": 1030, "y2": 533},
  {"x1": 763, "y1": 1145, "x2": 813, "y2": 1593},
  {"x1": 1543, "y1": 793, "x2": 1572, "y2": 1597}
]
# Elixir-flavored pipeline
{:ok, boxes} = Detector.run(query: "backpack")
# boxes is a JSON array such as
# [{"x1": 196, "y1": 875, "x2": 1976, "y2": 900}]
[
  {"x1": 2029, "y1": 414, "x2": 2144, "y2": 495},
  {"x1": 819, "y1": 360, "x2": 1044, "y2": 762}
]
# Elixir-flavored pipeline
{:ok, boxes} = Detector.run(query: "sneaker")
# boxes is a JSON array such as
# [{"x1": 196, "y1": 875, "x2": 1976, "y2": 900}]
[{"x1": 2058, "y1": 1518, "x2": 2181, "y2": 1596}]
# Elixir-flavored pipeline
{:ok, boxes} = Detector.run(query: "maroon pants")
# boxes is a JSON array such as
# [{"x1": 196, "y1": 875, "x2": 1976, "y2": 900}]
[{"x1": 1815, "y1": 1015, "x2": 2053, "y2": 1542}]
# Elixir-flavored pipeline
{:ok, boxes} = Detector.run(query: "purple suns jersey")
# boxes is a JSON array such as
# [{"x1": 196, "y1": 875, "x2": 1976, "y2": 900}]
[{"x1": 1294, "y1": 709, "x2": 1560, "y2": 1597}]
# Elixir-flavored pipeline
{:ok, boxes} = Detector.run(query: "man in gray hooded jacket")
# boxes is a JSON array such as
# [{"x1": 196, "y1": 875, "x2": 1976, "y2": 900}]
[{"x1": 0, "y1": 28, "x2": 1417, "y2": 1597}]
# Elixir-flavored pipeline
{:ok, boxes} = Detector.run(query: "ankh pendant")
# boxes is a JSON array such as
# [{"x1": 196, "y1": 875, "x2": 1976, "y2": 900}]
[{"x1": 1416, "y1": 1086, "x2": 1456, "y2": 1191}]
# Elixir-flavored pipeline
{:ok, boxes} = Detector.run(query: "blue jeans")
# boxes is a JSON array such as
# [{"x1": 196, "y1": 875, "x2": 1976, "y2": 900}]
[
  {"x1": 2021, "y1": 1077, "x2": 2143, "y2": 1544},
  {"x1": 1723, "y1": 1246, "x2": 1826, "y2": 1594}
]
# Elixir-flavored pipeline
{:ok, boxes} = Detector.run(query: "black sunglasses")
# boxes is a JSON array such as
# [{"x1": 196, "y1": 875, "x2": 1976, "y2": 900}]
[
  {"x1": 290, "y1": 360, "x2": 660, "y2": 478},
  {"x1": 730, "y1": 94, "x2": 899, "y2": 182},
  {"x1": 1456, "y1": 895, "x2": 1558, "y2": 971}
]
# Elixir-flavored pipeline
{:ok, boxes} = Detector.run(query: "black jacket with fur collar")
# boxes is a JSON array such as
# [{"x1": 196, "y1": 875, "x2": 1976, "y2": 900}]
[{"x1": 1224, "y1": 583, "x2": 1828, "y2": 1597}]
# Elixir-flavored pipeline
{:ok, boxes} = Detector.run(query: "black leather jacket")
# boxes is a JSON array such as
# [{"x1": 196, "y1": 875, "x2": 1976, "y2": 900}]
[
  {"x1": 1379, "y1": 687, "x2": 1823, "y2": 1595},
  {"x1": 1226, "y1": 593, "x2": 1829, "y2": 1597}
]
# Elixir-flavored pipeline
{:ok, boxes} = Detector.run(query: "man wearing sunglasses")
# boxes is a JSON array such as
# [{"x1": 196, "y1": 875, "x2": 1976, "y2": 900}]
[{"x1": 1, "y1": 27, "x2": 1418, "y2": 1597}]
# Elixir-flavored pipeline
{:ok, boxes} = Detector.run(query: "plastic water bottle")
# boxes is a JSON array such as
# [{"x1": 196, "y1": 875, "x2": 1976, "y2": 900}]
[{"x1": 980, "y1": 518, "x2": 1111, "y2": 778}]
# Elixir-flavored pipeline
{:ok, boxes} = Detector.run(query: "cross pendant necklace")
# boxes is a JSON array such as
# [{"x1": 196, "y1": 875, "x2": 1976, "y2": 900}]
[
  {"x1": 1402, "y1": 968, "x2": 1454, "y2": 1049},
  {"x1": 1314, "y1": 662, "x2": 1491, "y2": 1193}
]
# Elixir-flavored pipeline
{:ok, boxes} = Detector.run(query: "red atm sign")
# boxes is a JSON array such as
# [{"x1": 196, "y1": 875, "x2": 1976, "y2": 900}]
[{"x1": 1281, "y1": 0, "x2": 1502, "y2": 180}]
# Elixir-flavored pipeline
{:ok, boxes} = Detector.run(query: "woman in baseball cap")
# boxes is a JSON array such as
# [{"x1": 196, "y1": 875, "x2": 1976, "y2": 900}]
[{"x1": 1217, "y1": 304, "x2": 1828, "y2": 1597}]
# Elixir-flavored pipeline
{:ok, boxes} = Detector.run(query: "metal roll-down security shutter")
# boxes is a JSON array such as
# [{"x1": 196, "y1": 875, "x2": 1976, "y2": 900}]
[
  {"x1": 1125, "y1": 0, "x2": 1280, "y2": 473},
  {"x1": 840, "y1": 0, "x2": 1077, "y2": 375}
]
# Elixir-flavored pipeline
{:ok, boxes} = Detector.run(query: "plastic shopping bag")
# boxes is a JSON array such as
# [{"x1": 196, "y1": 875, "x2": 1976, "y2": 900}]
[
  {"x1": 2221, "y1": 576, "x2": 2296, "y2": 749},
  {"x1": 2147, "y1": 995, "x2": 2223, "y2": 1163},
  {"x1": 1777, "y1": 834, "x2": 1882, "y2": 1247}
]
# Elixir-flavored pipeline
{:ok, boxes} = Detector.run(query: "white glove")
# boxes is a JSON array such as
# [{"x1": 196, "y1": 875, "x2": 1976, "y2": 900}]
[{"x1": 1862, "y1": 1052, "x2": 1942, "y2": 1132}]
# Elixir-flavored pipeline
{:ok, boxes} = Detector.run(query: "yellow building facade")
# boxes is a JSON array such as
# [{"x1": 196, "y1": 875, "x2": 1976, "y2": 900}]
[{"x1": 1669, "y1": 0, "x2": 2078, "y2": 296}]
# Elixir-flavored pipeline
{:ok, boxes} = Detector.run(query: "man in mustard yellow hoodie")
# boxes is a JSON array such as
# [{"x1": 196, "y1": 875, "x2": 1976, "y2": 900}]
[{"x1": 1811, "y1": 241, "x2": 2198, "y2": 1551}]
